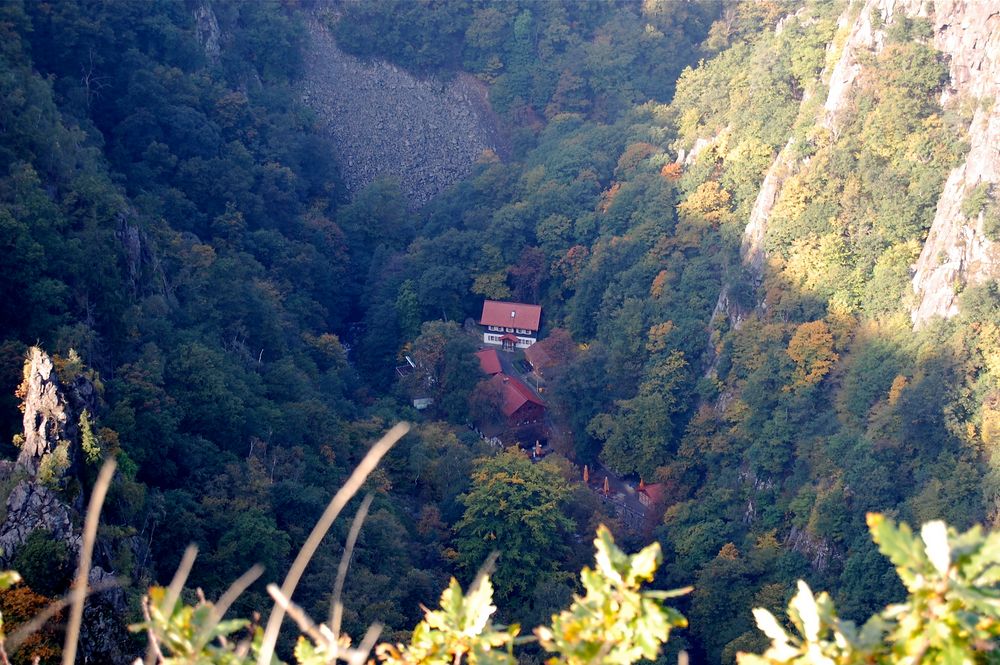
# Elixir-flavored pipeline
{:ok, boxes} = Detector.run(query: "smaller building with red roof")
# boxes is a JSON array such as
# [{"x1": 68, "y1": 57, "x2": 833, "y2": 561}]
[
  {"x1": 480, "y1": 300, "x2": 541, "y2": 350},
  {"x1": 637, "y1": 480, "x2": 665, "y2": 508},
  {"x1": 489, "y1": 373, "x2": 545, "y2": 426},
  {"x1": 474, "y1": 348, "x2": 502, "y2": 375}
]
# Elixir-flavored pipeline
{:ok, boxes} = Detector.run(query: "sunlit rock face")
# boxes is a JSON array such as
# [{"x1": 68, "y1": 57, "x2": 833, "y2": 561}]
[
  {"x1": 911, "y1": 1, "x2": 1000, "y2": 325},
  {"x1": 301, "y1": 18, "x2": 507, "y2": 207},
  {"x1": 728, "y1": 0, "x2": 1000, "y2": 326},
  {"x1": 0, "y1": 348, "x2": 81, "y2": 564}
]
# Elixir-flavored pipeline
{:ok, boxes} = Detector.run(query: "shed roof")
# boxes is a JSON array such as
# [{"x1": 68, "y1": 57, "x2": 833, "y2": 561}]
[
  {"x1": 639, "y1": 482, "x2": 665, "y2": 506},
  {"x1": 475, "y1": 349, "x2": 502, "y2": 375},
  {"x1": 480, "y1": 300, "x2": 541, "y2": 331}
]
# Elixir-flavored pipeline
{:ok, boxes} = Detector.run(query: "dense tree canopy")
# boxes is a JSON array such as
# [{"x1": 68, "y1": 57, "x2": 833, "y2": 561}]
[{"x1": 1, "y1": 0, "x2": 999, "y2": 663}]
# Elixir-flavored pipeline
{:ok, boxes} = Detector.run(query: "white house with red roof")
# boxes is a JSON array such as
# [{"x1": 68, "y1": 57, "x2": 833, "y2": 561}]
[{"x1": 479, "y1": 300, "x2": 541, "y2": 350}]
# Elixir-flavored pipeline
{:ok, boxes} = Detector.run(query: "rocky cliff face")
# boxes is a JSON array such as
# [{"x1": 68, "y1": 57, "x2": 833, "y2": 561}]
[
  {"x1": 726, "y1": 0, "x2": 999, "y2": 326},
  {"x1": 301, "y1": 18, "x2": 507, "y2": 207},
  {"x1": 0, "y1": 348, "x2": 133, "y2": 661},
  {"x1": 0, "y1": 348, "x2": 85, "y2": 562},
  {"x1": 740, "y1": 0, "x2": 906, "y2": 278},
  {"x1": 910, "y1": 1, "x2": 1000, "y2": 325}
]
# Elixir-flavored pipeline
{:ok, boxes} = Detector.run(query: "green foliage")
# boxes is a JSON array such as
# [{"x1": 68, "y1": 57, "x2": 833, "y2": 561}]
[
  {"x1": 130, "y1": 525, "x2": 683, "y2": 665},
  {"x1": 742, "y1": 514, "x2": 1000, "y2": 664},
  {"x1": 78, "y1": 410, "x2": 101, "y2": 465},
  {"x1": 130, "y1": 586, "x2": 257, "y2": 664},
  {"x1": 454, "y1": 450, "x2": 575, "y2": 616},
  {"x1": 10, "y1": 531, "x2": 71, "y2": 598},
  {"x1": 1, "y1": 2, "x2": 998, "y2": 662},
  {"x1": 536, "y1": 525, "x2": 689, "y2": 664},
  {"x1": 376, "y1": 575, "x2": 517, "y2": 665},
  {"x1": 36, "y1": 441, "x2": 70, "y2": 489},
  {"x1": 963, "y1": 183, "x2": 1000, "y2": 241}
]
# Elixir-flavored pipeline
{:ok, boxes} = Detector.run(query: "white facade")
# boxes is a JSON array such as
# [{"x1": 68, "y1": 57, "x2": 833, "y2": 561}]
[{"x1": 482, "y1": 332, "x2": 536, "y2": 349}]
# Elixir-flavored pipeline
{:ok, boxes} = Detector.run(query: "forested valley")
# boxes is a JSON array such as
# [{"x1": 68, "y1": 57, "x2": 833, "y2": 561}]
[{"x1": 1, "y1": 0, "x2": 999, "y2": 662}]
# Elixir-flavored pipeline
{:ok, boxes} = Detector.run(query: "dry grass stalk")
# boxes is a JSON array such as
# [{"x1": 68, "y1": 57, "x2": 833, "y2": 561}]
[
  {"x1": 256, "y1": 422, "x2": 410, "y2": 665},
  {"x1": 7, "y1": 578, "x2": 120, "y2": 654},
  {"x1": 143, "y1": 544, "x2": 198, "y2": 665},
  {"x1": 62, "y1": 459, "x2": 116, "y2": 665},
  {"x1": 330, "y1": 493, "x2": 374, "y2": 641}
]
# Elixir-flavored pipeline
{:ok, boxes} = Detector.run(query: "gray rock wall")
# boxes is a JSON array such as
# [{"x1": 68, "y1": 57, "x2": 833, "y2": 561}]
[
  {"x1": 910, "y1": 1, "x2": 1000, "y2": 325},
  {"x1": 301, "y1": 18, "x2": 507, "y2": 207}
]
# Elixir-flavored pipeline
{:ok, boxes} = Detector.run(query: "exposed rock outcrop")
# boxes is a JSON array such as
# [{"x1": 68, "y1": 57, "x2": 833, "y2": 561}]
[
  {"x1": 741, "y1": 137, "x2": 799, "y2": 276},
  {"x1": 193, "y1": 3, "x2": 222, "y2": 63},
  {"x1": 301, "y1": 18, "x2": 507, "y2": 207},
  {"x1": 911, "y1": 2, "x2": 1000, "y2": 325},
  {"x1": 821, "y1": 0, "x2": 920, "y2": 128},
  {"x1": 740, "y1": 0, "x2": 909, "y2": 276},
  {"x1": 15, "y1": 348, "x2": 77, "y2": 476},
  {"x1": 0, "y1": 348, "x2": 136, "y2": 660},
  {"x1": 0, "y1": 348, "x2": 85, "y2": 563},
  {"x1": 784, "y1": 525, "x2": 841, "y2": 570}
]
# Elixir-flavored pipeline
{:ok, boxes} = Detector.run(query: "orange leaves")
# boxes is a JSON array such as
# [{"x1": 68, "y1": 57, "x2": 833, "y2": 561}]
[
  {"x1": 598, "y1": 182, "x2": 622, "y2": 213},
  {"x1": 660, "y1": 162, "x2": 683, "y2": 181},
  {"x1": 1, "y1": 584, "x2": 63, "y2": 665},
  {"x1": 650, "y1": 271, "x2": 670, "y2": 299}
]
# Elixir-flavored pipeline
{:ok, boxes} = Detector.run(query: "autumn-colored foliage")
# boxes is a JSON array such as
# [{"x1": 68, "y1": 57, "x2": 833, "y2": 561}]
[
  {"x1": 598, "y1": 182, "x2": 622, "y2": 213},
  {"x1": 0, "y1": 584, "x2": 62, "y2": 665},
  {"x1": 660, "y1": 162, "x2": 683, "y2": 181},
  {"x1": 786, "y1": 320, "x2": 839, "y2": 390},
  {"x1": 615, "y1": 142, "x2": 659, "y2": 176},
  {"x1": 677, "y1": 180, "x2": 733, "y2": 225}
]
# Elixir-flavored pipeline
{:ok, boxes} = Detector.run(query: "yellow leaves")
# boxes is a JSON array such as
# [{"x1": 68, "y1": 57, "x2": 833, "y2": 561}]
[
  {"x1": 645, "y1": 321, "x2": 674, "y2": 352},
  {"x1": 887, "y1": 375, "x2": 908, "y2": 406},
  {"x1": 677, "y1": 180, "x2": 732, "y2": 225},
  {"x1": 771, "y1": 173, "x2": 809, "y2": 225},
  {"x1": 982, "y1": 393, "x2": 1000, "y2": 449},
  {"x1": 786, "y1": 321, "x2": 839, "y2": 390}
]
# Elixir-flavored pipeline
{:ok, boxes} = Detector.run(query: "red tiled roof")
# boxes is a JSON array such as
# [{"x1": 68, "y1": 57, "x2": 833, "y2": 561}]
[
  {"x1": 475, "y1": 349, "x2": 502, "y2": 375},
  {"x1": 499, "y1": 333, "x2": 519, "y2": 342},
  {"x1": 489, "y1": 373, "x2": 545, "y2": 417},
  {"x1": 480, "y1": 300, "x2": 541, "y2": 331}
]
